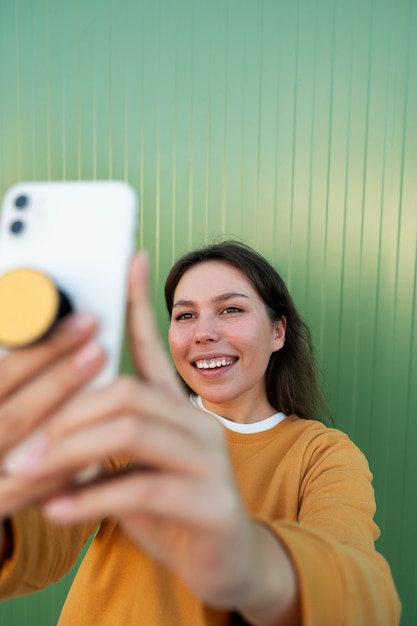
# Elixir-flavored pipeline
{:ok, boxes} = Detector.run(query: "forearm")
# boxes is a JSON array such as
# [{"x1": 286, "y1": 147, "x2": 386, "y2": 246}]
[
  {"x1": 235, "y1": 521, "x2": 300, "y2": 626},
  {"x1": 0, "y1": 508, "x2": 96, "y2": 599}
]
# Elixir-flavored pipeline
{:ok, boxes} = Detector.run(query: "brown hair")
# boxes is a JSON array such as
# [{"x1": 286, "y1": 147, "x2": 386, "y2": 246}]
[{"x1": 164, "y1": 240, "x2": 332, "y2": 424}]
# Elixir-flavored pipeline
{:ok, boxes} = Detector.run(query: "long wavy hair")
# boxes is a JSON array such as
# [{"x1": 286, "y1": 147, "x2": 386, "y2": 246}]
[{"x1": 164, "y1": 240, "x2": 333, "y2": 424}]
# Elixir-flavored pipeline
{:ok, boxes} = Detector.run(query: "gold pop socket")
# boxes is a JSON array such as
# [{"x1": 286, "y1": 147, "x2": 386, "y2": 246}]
[{"x1": 0, "y1": 268, "x2": 73, "y2": 348}]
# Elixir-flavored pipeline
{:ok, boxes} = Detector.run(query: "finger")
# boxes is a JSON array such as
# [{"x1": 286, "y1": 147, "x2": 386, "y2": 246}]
[
  {"x1": 0, "y1": 472, "x2": 76, "y2": 518},
  {"x1": 0, "y1": 312, "x2": 98, "y2": 401},
  {"x1": 11, "y1": 409, "x2": 224, "y2": 480},
  {"x1": 127, "y1": 252, "x2": 181, "y2": 396},
  {"x1": 40, "y1": 376, "x2": 222, "y2": 445},
  {"x1": 0, "y1": 338, "x2": 106, "y2": 454},
  {"x1": 43, "y1": 472, "x2": 237, "y2": 530}
]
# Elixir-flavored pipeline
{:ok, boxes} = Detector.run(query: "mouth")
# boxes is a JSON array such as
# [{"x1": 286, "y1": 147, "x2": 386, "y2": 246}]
[{"x1": 193, "y1": 357, "x2": 237, "y2": 370}]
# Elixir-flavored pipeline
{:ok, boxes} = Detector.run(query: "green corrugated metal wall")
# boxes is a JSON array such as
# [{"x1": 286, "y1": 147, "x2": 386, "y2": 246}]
[{"x1": 0, "y1": 0, "x2": 416, "y2": 624}]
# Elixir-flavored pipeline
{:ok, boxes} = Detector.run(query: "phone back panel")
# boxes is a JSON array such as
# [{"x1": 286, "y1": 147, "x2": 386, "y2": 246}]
[{"x1": 0, "y1": 180, "x2": 138, "y2": 386}]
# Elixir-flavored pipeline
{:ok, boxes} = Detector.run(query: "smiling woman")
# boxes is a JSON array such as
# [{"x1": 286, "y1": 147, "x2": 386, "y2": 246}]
[
  {"x1": 0, "y1": 241, "x2": 401, "y2": 626},
  {"x1": 165, "y1": 240, "x2": 330, "y2": 424},
  {"x1": 168, "y1": 260, "x2": 286, "y2": 423}
]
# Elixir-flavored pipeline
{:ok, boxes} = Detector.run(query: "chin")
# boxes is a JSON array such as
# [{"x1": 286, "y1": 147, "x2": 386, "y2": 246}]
[{"x1": 197, "y1": 390, "x2": 238, "y2": 407}]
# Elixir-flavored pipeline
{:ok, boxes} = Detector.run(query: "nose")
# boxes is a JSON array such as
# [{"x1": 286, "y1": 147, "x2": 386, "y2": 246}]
[{"x1": 193, "y1": 314, "x2": 220, "y2": 344}]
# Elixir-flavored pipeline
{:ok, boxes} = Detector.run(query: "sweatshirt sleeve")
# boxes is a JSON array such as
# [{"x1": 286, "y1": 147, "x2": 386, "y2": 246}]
[
  {"x1": 257, "y1": 429, "x2": 401, "y2": 626},
  {"x1": 0, "y1": 508, "x2": 96, "y2": 598}
]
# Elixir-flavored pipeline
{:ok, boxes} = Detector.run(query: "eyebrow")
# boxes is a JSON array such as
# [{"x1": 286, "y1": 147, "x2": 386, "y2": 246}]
[{"x1": 172, "y1": 292, "x2": 250, "y2": 309}]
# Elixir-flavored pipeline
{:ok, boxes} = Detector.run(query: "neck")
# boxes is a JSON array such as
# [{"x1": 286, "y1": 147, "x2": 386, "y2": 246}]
[{"x1": 197, "y1": 396, "x2": 278, "y2": 424}]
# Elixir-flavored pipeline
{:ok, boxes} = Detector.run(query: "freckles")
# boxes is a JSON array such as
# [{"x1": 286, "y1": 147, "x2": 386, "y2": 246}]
[{"x1": 168, "y1": 331, "x2": 190, "y2": 357}]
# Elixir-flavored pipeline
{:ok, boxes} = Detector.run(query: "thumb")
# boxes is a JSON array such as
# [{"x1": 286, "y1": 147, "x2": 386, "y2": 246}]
[{"x1": 127, "y1": 251, "x2": 182, "y2": 396}]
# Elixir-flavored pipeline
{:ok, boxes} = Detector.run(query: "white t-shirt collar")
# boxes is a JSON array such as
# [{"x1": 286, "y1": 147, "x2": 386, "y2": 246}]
[{"x1": 190, "y1": 395, "x2": 286, "y2": 434}]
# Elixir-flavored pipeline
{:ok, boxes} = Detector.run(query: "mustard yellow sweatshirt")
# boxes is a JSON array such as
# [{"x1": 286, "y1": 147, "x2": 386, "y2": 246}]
[{"x1": 0, "y1": 416, "x2": 401, "y2": 625}]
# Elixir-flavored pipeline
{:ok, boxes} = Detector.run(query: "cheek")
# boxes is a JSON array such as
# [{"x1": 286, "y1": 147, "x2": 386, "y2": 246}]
[
  {"x1": 243, "y1": 323, "x2": 278, "y2": 358},
  {"x1": 233, "y1": 319, "x2": 269, "y2": 345},
  {"x1": 168, "y1": 339, "x2": 192, "y2": 380},
  {"x1": 168, "y1": 328, "x2": 189, "y2": 364}
]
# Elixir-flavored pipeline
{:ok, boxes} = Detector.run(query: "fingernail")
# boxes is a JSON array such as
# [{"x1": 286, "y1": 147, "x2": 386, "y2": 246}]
[
  {"x1": 72, "y1": 341, "x2": 103, "y2": 371},
  {"x1": 2, "y1": 433, "x2": 48, "y2": 475},
  {"x1": 60, "y1": 312, "x2": 97, "y2": 333},
  {"x1": 44, "y1": 497, "x2": 76, "y2": 520}
]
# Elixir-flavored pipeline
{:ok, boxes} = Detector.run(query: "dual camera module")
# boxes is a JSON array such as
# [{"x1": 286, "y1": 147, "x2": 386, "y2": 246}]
[{"x1": 10, "y1": 195, "x2": 29, "y2": 235}]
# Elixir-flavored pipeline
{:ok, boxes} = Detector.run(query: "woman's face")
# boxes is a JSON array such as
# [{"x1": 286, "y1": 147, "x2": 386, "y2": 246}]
[{"x1": 168, "y1": 261, "x2": 285, "y2": 423}]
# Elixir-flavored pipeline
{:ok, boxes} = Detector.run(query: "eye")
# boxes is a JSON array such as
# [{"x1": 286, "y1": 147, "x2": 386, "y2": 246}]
[
  {"x1": 174, "y1": 312, "x2": 196, "y2": 321},
  {"x1": 222, "y1": 306, "x2": 243, "y2": 315}
]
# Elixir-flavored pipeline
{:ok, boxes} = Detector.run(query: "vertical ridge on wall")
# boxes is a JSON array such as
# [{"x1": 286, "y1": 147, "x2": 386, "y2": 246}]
[
  {"x1": 319, "y1": 0, "x2": 336, "y2": 365},
  {"x1": 253, "y1": 0, "x2": 265, "y2": 248},
  {"x1": 187, "y1": 4, "x2": 194, "y2": 250},
  {"x1": 107, "y1": 0, "x2": 113, "y2": 180},
  {"x1": 46, "y1": 0, "x2": 52, "y2": 180},
  {"x1": 353, "y1": 0, "x2": 375, "y2": 448},
  {"x1": 288, "y1": 0, "x2": 300, "y2": 282},
  {"x1": 76, "y1": 0, "x2": 83, "y2": 179},
  {"x1": 14, "y1": 0, "x2": 22, "y2": 180},
  {"x1": 138, "y1": 2, "x2": 146, "y2": 251},
  {"x1": 391, "y1": 2, "x2": 417, "y2": 601}
]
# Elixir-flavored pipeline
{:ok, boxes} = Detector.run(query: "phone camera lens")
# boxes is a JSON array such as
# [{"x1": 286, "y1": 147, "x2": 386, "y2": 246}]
[
  {"x1": 10, "y1": 220, "x2": 25, "y2": 234},
  {"x1": 15, "y1": 195, "x2": 29, "y2": 209}
]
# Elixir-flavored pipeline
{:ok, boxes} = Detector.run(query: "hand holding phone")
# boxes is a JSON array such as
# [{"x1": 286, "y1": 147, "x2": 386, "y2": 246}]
[{"x1": 0, "y1": 180, "x2": 139, "y2": 481}]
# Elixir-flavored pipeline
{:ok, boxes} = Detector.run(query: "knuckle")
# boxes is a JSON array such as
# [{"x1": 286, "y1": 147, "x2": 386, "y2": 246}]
[
  {"x1": 54, "y1": 362, "x2": 81, "y2": 393},
  {"x1": 41, "y1": 359, "x2": 88, "y2": 408},
  {"x1": 132, "y1": 474, "x2": 165, "y2": 508},
  {"x1": 42, "y1": 317, "x2": 92, "y2": 358},
  {"x1": 112, "y1": 375, "x2": 141, "y2": 407},
  {"x1": 36, "y1": 328, "x2": 71, "y2": 357},
  {"x1": 0, "y1": 403, "x2": 31, "y2": 444},
  {"x1": 0, "y1": 357, "x2": 17, "y2": 398},
  {"x1": 117, "y1": 414, "x2": 162, "y2": 464},
  {"x1": 121, "y1": 414, "x2": 146, "y2": 447}
]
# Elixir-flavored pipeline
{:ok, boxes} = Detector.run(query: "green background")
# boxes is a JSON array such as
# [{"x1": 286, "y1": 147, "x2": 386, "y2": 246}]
[{"x1": 0, "y1": 0, "x2": 416, "y2": 623}]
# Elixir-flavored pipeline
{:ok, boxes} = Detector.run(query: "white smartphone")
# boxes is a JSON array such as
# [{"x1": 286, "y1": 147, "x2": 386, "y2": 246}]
[
  {"x1": 0, "y1": 181, "x2": 138, "y2": 480},
  {"x1": 0, "y1": 180, "x2": 139, "y2": 387}
]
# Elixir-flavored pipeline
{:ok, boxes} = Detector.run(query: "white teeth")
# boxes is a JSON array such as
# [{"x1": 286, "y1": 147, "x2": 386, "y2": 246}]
[{"x1": 195, "y1": 358, "x2": 234, "y2": 369}]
